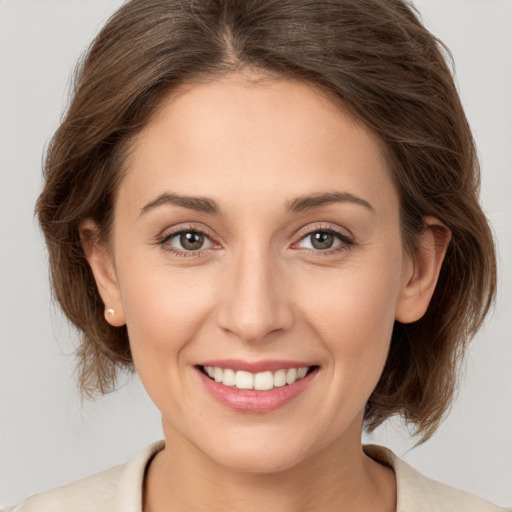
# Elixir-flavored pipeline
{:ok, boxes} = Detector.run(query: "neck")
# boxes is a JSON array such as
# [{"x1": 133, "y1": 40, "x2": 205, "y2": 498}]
[{"x1": 144, "y1": 421, "x2": 396, "y2": 512}]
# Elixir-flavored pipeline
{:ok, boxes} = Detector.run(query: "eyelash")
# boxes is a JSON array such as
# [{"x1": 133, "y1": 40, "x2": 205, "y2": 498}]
[
  {"x1": 292, "y1": 224, "x2": 355, "y2": 256},
  {"x1": 156, "y1": 224, "x2": 354, "y2": 257},
  {"x1": 157, "y1": 225, "x2": 215, "y2": 258}
]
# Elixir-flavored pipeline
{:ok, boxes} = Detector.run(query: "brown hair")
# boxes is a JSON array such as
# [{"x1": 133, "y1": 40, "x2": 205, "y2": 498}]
[{"x1": 36, "y1": 0, "x2": 496, "y2": 440}]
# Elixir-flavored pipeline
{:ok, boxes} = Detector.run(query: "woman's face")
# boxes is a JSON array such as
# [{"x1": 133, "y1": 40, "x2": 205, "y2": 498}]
[{"x1": 98, "y1": 74, "x2": 419, "y2": 472}]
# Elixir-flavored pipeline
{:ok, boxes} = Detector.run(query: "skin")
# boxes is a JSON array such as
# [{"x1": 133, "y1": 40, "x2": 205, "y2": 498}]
[{"x1": 81, "y1": 72, "x2": 450, "y2": 512}]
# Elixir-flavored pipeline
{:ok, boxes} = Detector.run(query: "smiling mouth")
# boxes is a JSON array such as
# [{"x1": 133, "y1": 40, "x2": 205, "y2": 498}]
[{"x1": 199, "y1": 365, "x2": 319, "y2": 391}]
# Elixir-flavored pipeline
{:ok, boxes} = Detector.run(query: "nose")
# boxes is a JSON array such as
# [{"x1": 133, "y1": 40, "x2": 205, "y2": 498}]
[{"x1": 215, "y1": 245, "x2": 294, "y2": 343}]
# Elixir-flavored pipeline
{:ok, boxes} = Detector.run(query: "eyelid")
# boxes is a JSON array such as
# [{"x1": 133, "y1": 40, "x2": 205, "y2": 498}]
[
  {"x1": 154, "y1": 221, "x2": 354, "y2": 257},
  {"x1": 291, "y1": 223, "x2": 355, "y2": 251},
  {"x1": 168, "y1": 230, "x2": 214, "y2": 249},
  {"x1": 156, "y1": 223, "x2": 222, "y2": 256}
]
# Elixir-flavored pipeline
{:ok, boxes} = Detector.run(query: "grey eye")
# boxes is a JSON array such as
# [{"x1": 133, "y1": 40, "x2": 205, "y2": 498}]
[
  {"x1": 166, "y1": 230, "x2": 213, "y2": 251},
  {"x1": 297, "y1": 230, "x2": 343, "y2": 251},
  {"x1": 180, "y1": 231, "x2": 205, "y2": 250},
  {"x1": 310, "y1": 232, "x2": 335, "y2": 250}
]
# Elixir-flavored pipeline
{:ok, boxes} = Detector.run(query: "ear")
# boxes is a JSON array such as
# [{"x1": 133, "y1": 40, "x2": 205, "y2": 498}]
[
  {"x1": 395, "y1": 216, "x2": 451, "y2": 324},
  {"x1": 79, "y1": 219, "x2": 126, "y2": 327}
]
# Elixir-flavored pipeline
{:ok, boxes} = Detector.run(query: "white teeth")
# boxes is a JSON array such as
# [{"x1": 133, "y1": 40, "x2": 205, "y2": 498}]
[
  {"x1": 254, "y1": 371, "x2": 274, "y2": 391},
  {"x1": 297, "y1": 367, "x2": 308, "y2": 379},
  {"x1": 235, "y1": 370, "x2": 254, "y2": 389},
  {"x1": 273, "y1": 369, "x2": 287, "y2": 387},
  {"x1": 223, "y1": 368, "x2": 236, "y2": 386},
  {"x1": 202, "y1": 365, "x2": 313, "y2": 390},
  {"x1": 285, "y1": 368, "x2": 298, "y2": 385},
  {"x1": 213, "y1": 367, "x2": 223, "y2": 382}
]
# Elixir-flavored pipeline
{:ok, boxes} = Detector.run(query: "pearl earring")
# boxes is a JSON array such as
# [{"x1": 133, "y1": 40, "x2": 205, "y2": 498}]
[{"x1": 106, "y1": 308, "x2": 116, "y2": 316}]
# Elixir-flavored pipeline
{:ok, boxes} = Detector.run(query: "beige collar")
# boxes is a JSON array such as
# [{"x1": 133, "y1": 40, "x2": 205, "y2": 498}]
[
  {"x1": 363, "y1": 444, "x2": 503, "y2": 512},
  {"x1": 119, "y1": 441, "x2": 503, "y2": 512}
]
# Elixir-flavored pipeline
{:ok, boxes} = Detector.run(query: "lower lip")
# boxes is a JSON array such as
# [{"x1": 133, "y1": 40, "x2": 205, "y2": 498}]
[{"x1": 196, "y1": 367, "x2": 318, "y2": 413}]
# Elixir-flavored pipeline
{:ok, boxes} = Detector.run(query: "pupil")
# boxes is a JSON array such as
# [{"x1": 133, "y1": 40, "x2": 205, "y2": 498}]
[
  {"x1": 311, "y1": 232, "x2": 334, "y2": 250},
  {"x1": 180, "y1": 232, "x2": 204, "y2": 250}
]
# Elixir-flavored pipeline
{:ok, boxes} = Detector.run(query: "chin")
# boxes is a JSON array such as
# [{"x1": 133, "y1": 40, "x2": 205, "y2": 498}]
[
  {"x1": 210, "y1": 445, "x2": 307, "y2": 474},
  {"x1": 192, "y1": 426, "x2": 319, "y2": 474}
]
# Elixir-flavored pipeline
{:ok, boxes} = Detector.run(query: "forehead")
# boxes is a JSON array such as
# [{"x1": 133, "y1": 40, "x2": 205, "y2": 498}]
[{"x1": 119, "y1": 74, "x2": 397, "y2": 217}]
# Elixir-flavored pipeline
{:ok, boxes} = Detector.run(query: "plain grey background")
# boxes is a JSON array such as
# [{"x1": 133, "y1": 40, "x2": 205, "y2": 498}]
[{"x1": 1, "y1": 0, "x2": 511, "y2": 507}]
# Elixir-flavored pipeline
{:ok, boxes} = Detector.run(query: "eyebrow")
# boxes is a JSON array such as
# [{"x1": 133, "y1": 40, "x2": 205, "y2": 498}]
[
  {"x1": 139, "y1": 190, "x2": 375, "y2": 217},
  {"x1": 140, "y1": 193, "x2": 221, "y2": 216},
  {"x1": 286, "y1": 192, "x2": 376, "y2": 214}
]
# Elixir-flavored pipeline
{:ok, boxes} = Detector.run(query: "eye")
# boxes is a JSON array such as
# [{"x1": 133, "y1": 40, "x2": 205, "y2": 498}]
[
  {"x1": 295, "y1": 228, "x2": 352, "y2": 251},
  {"x1": 163, "y1": 229, "x2": 214, "y2": 252}
]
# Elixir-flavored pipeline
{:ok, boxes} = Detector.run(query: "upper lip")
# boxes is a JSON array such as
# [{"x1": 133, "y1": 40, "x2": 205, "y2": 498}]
[{"x1": 197, "y1": 359, "x2": 316, "y2": 373}]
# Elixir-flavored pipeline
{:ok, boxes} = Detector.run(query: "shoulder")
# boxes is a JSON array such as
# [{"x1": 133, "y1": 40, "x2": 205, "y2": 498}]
[
  {"x1": 4, "y1": 465, "x2": 125, "y2": 512},
  {"x1": 4, "y1": 441, "x2": 165, "y2": 512},
  {"x1": 364, "y1": 444, "x2": 509, "y2": 512}
]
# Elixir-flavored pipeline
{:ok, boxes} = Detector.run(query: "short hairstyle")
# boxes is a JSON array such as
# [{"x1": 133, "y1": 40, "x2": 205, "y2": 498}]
[{"x1": 36, "y1": 0, "x2": 496, "y2": 441}]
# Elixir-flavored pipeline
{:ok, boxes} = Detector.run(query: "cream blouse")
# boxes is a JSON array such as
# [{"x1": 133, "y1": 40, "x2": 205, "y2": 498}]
[{"x1": 5, "y1": 441, "x2": 508, "y2": 511}]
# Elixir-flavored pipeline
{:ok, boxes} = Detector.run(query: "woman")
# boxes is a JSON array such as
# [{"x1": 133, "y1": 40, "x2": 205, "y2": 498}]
[{"x1": 4, "y1": 0, "x2": 508, "y2": 510}]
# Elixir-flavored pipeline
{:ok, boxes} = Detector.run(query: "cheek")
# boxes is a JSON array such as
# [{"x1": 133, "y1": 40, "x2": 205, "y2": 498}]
[
  {"x1": 296, "y1": 253, "x2": 403, "y2": 390},
  {"x1": 117, "y1": 262, "x2": 223, "y2": 422},
  {"x1": 116, "y1": 257, "x2": 218, "y2": 373}
]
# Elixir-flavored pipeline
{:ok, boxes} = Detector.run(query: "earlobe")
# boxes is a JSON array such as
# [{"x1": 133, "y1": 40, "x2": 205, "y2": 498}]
[
  {"x1": 79, "y1": 219, "x2": 126, "y2": 327},
  {"x1": 395, "y1": 217, "x2": 451, "y2": 324}
]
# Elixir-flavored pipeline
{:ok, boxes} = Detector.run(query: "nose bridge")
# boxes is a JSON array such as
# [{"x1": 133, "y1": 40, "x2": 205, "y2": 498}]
[{"x1": 217, "y1": 239, "x2": 292, "y2": 342}]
